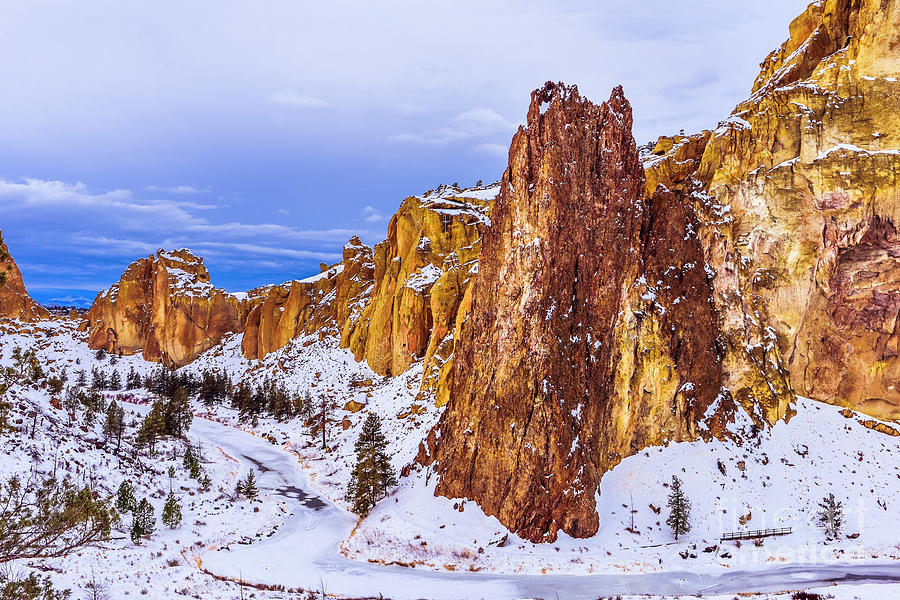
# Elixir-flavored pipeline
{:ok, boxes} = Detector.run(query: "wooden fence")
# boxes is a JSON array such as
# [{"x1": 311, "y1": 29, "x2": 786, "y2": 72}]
[{"x1": 720, "y1": 527, "x2": 792, "y2": 541}]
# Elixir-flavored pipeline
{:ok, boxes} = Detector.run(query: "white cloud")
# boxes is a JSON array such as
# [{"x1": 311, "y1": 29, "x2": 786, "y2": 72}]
[
  {"x1": 362, "y1": 205, "x2": 385, "y2": 223},
  {"x1": 190, "y1": 241, "x2": 340, "y2": 261},
  {"x1": 269, "y1": 90, "x2": 330, "y2": 108},
  {"x1": 390, "y1": 107, "x2": 518, "y2": 147},
  {"x1": 475, "y1": 143, "x2": 509, "y2": 156},
  {"x1": 145, "y1": 184, "x2": 211, "y2": 195}
]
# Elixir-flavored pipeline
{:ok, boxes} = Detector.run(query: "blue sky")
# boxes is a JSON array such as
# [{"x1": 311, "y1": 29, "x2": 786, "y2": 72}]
[{"x1": 0, "y1": 0, "x2": 809, "y2": 307}]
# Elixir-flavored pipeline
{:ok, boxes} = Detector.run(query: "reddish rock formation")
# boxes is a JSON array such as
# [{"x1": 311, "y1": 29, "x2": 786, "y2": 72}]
[
  {"x1": 241, "y1": 237, "x2": 376, "y2": 359},
  {"x1": 419, "y1": 84, "x2": 777, "y2": 543},
  {"x1": 0, "y1": 230, "x2": 48, "y2": 321},
  {"x1": 86, "y1": 249, "x2": 259, "y2": 367}
]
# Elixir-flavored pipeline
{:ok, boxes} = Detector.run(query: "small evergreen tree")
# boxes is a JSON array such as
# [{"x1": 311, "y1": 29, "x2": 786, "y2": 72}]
[
  {"x1": 234, "y1": 470, "x2": 258, "y2": 500},
  {"x1": 199, "y1": 473, "x2": 212, "y2": 492},
  {"x1": 666, "y1": 475, "x2": 691, "y2": 540},
  {"x1": 346, "y1": 412, "x2": 397, "y2": 516},
  {"x1": 83, "y1": 402, "x2": 97, "y2": 428},
  {"x1": 116, "y1": 480, "x2": 137, "y2": 513},
  {"x1": 130, "y1": 498, "x2": 155, "y2": 544},
  {"x1": 108, "y1": 370, "x2": 121, "y2": 391},
  {"x1": 136, "y1": 402, "x2": 166, "y2": 454},
  {"x1": 243, "y1": 470, "x2": 258, "y2": 499},
  {"x1": 125, "y1": 366, "x2": 141, "y2": 390},
  {"x1": 103, "y1": 400, "x2": 125, "y2": 449},
  {"x1": 817, "y1": 493, "x2": 844, "y2": 540},
  {"x1": 182, "y1": 446, "x2": 195, "y2": 469},
  {"x1": 161, "y1": 491, "x2": 182, "y2": 529},
  {"x1": 167, "y1": 387, "x2": 192, "y2": 437}
]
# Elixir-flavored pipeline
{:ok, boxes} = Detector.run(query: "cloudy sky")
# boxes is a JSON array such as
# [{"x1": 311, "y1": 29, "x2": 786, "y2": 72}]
[{"x1": 0, "y1": 0, "x2": 808, "y2": 306}]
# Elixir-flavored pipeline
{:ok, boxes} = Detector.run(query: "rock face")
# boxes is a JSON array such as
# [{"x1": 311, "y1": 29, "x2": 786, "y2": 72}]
[
  {"x1": 420, "y1": 83, "x2": 793, "y2": 543},
  {"x1": 240, "y1": 189, "x2": 494, "y2": 407},
  {"x1": 340, "y1": 186, "x2": 494, "y2": 403},
  {"x1": 241, "y1": 237, "x2": 376, "y2": 359},
  {"x1": 0, "y1": 230, "x2": 48, "y2": 321},
  {"x1": 86, "y1": 249, "x2": 257, "y2": 367},
  {"x1": 648, "y1": 0, "x2": 900, "y2": 419}
]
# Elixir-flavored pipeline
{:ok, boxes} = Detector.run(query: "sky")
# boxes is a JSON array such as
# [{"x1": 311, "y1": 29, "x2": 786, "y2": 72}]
[{"x1": 0, "y1": 0, "x2": 810, "y2": 307}]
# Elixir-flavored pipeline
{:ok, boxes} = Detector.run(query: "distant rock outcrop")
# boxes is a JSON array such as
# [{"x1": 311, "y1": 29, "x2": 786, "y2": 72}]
[
  {"x1": 85, "y1": 249, "x2": 259, "y2": 367},
  {"x1": 241, "y1": 237, "x2": 376, "y2": 359},
  {"x1": 240, "y1": 186, "x2": 495, "y2": 408},
  {"x1": 341, "y1": 186, "x2": 493, "y2": 404},
  {"x1": 0, "y1": 230, "x2": 49, "y2": 321}
]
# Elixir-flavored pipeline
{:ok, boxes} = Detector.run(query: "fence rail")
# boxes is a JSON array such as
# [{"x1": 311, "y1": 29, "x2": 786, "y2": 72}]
[{"x1": 720, "y1": 527, "x2": 792, "y2": 541}]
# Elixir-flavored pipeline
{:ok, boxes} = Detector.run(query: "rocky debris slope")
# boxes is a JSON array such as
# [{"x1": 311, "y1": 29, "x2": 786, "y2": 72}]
[
  {"x1": 85, "y1": 249, "x2": 260, "y2": 367},
  {"x1": 0, "y1": 230, "x2": 48, "y2": 321},
  {"x1": 647, "y1": 0, "x2": 900, "y2": 419},
  {"x1": 418, "y1": 83, "x2": 794, "y2": 543}
]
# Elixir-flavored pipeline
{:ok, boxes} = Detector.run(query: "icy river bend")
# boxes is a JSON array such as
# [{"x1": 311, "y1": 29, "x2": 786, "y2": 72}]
[{"x1": 192, "y1": 416, "x2": 900, "y2": 599}]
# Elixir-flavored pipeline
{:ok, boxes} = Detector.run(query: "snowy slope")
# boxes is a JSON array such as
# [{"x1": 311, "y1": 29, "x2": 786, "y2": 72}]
[
  {"x1": 2, "y1": 315, "x2": 900, "y2": 599},
  {"x1": 346, "y1": 397, "x2": 900, "y2": 576}
]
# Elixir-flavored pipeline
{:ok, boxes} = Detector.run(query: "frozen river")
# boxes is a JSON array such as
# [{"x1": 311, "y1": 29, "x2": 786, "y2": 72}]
[{"x1": 195, "y1": 416, "x2": 900, "y2": 599}]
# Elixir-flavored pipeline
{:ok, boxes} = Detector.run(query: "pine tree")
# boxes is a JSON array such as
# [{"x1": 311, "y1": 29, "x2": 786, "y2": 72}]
[
  {"x1": 234, "y1": 477, "x2": 246, "y2": 499},
  {"x1": 199, "y1": 473, "x2": 212, "y2": 492},
  {"x1": 103, "y1": 400, "x2": 125, "y2": 449},
  {"x1": 116, "y1": 480, "x2": 137, "y2": 513},
  {"x1": 242, "y1": 470, "x2": 258, "y2": 499},
  {"x1": 130, "y1": 498, "x2": 155, "y2": 543},
  {"x1": 108, "y1": 370, "x2": 122, "y2": 391},
  {"x1": 113, "y1": 404, "x2": 126, "y2": 453},
  {"x1": 818, "y1": 493, "x2": 844, "y2": 540},
  {"x1": 666, "y1": 475, "x2": 691, "y2": 540},
  {"x1": 136, "y1": 402, "x2": 166, "y2": 454},
  {"x1": 166, "y1": 387, "x2": 192, "y2": 437},
  {"x1": 182, "y1": 446, "x2": 195, "y2": 470},
  {"x1": 126, "y1": 366, "x2": 141, "y2": 390},
  {"x1": 62, "y1": 386, "x2": 79, "y2": 422},
  {"x1": 347, "y1": 412, "x2": 397, "y2": 516},
  {"x1": 161, "y1": 491, "x2": 182, "y2": 529}
]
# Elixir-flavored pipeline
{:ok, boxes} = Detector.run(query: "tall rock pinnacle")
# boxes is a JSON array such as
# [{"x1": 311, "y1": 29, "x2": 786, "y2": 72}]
[{"x1": 418, "y1": 83, "x2": 780, "y2": 542}]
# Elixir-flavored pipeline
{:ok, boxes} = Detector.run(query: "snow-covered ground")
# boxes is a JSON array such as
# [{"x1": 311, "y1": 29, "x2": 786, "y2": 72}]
[
  {"x1": 0, "y1": 319, "x2": 305, "y2": 598},
  {"x1": 3, "y1": 315, "x2": 900, "y2": 599},
  {"x1": 346, "y1": 397, "x2": 900, "y2": 576}
]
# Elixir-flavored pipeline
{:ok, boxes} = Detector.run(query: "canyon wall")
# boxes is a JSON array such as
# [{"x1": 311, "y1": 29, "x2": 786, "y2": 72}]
[
  {"x1": 0, "y1": 230, "x2": 48, "y2": 321},
  {"x1": 85, "y1": 249, "x2": 259, "y2": 368},
  {"x1": 241, "y1": 237, "x2": 375, "y2": 359},
  {"x1": 239, "y1": 186, "x2": 495, "y2": 406},
  {"x1": 648, "y1": 0, "x2": 900, "y2": 419}
]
